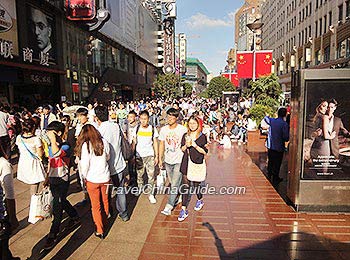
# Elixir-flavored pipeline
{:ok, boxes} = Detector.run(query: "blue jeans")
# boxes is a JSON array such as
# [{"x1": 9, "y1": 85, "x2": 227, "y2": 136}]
[
  {"x1": 111, "y1": 172, "x2": 128, "y2": 218},
  {"x1": 165, "y1": 163, "x2": 182, "y2": 208}
]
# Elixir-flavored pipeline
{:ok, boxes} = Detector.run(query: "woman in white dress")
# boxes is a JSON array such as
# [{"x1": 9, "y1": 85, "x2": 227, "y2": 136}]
[{"x1": 16, "y1": 119, "x2": 46, "y2": 195}]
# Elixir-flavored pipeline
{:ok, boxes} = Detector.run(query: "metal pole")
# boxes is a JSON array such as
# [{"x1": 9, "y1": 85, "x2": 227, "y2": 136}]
[{"x1": 252, "y1": 31, "x2": 256, "y2": 82}]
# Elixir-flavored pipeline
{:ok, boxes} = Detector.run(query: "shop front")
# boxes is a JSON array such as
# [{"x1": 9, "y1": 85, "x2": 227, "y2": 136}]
[{"x1": 0, "y1": 0, "x2": 65, "y2": 108}]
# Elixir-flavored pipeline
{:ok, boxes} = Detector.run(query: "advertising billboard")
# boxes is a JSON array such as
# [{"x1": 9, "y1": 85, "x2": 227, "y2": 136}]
[
  {"x1": 26, "y1": 4, "x2": 56, "y2": 63},
  {"x1": 100, "y1": 0, "x2": 158, "y2": 66},
  {"x1": 136, "y1": 3, "x2": 158, "y2": 66},
  {"x1": 302, "y1": 80, "x2": 350, "y2": 180},
  {"x1": 0, "y1": 0, "x2": 18, "y2": 58}
]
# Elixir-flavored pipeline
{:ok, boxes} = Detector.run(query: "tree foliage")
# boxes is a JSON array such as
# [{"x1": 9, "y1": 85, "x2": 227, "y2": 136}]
[
  {"x1": 207, "y1": 76, "x2": 235, "y2": 99},
  {"x1": 183, "y1": 82, "x2": 193, "y2": 97},
  {"x1": 248, "y1": 73, "x2": 283, "y2": 107},
  {"x1": 249, "y1": 104, "x2": 275, "y2": 125},
  {"x1": 247, "y1": 74, "x2": 282, "y2": 124},
  {"x1": 152, "y1": 74, "x2": 182, "y2": 99}
]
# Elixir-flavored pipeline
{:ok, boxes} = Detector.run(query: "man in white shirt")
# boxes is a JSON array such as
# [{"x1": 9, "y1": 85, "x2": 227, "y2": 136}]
[
  {"x1": 94, "y1": 106, "x2": 129, "y2": 222},
  {"x1": 134, "y1": 110, "x2": 159, "y2": 204},
  {"x1": 159, "y1": 108, "x2": 187, "y2": 215}
]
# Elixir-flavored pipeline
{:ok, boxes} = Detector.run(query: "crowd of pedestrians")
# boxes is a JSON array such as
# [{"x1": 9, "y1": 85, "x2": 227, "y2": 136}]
[{"x1": 0, "y1": 96, "x2": 275, "y2": 259}]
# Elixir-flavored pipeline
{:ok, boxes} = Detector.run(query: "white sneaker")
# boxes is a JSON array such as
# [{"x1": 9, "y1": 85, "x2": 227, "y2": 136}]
[
  {"x1": 149, "y1": 195, "x2": 157, "y2": 204},
  {"x1": 161, "y1": 204, "x2": 173, "y2": 216}
]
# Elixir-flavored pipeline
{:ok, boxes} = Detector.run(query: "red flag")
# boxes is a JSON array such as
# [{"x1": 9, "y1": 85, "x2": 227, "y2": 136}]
[
  {"x1": 230, "y1": 73, "x2": 239, "y2": 87},
  {"x1": 221, "y1": 73, "x2": 230, "y2": 79},
  {"x1": 237, "y1": 52, "x2": 253, "y2": 79},
  {"x1": 255, "y1": 51, "x2": 273, "y2": 78}
]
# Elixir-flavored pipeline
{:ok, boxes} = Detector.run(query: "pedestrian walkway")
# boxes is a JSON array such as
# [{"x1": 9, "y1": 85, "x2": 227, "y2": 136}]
[
  {"x1": 9, "y1": 131, "x2": 350, "y2": 259},
  {"x1": 140, "y1": 132, "x2": 350, "y2": 260}
]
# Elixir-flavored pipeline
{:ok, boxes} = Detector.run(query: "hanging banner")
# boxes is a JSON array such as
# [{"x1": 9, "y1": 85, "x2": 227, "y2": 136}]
[
  {"x1": 179, "y1": 33, "x2": 186, "y2": 74},
  {"x1": 255, "y1": 50, "x2": 273, "y2": 78},
  {"x1": 163, "y1": 18, "x2": 175, "y2": 74}
]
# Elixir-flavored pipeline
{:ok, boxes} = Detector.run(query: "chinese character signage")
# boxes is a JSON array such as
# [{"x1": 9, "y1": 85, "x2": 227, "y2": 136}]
[
  {"x1": 26, "y1": 4, "x2": 56, "y2": 63},
  {"x1": 66, "y1": 0, "x2": 96, "y2": 21},
  {"x1": 179, "y1": 33, "x2": 186, "y2": 74},
  {"x1": 302, "y1": 80, "x2": 350, "y2": 180},
  {"x1": 0, "y1": 0, "x2": 18, "y2": 58},
  {"x1": 163, "y1": 18, "x2": 175, "y2": 74}
]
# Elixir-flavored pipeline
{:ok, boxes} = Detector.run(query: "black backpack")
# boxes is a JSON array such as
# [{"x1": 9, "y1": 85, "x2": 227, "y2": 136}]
[{"x1": 119, "y1": 126, "x2": 133, "y2": 161}]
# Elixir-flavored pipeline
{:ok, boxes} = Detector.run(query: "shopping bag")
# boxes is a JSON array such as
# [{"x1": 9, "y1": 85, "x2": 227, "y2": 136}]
[
  {"x1": 187, "y1": 158, "x2": 207, "y2": 182},
  {"x1": 28, "y1": 188, "x2": 53, "y2": 224},
  {"x1": 156, "y1": 169, "x2": 167, "y2": 188}
]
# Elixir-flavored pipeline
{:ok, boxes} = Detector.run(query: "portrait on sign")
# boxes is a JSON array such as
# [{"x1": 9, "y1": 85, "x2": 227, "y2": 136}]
[{"x1": 26, "y1": 5, "x2": 56, "y2": 62}]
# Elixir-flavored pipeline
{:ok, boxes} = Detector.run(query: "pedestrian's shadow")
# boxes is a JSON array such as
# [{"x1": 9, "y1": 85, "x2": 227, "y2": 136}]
[{"x1": 203, "y1": 222, "x2": 349, "y2": 260}]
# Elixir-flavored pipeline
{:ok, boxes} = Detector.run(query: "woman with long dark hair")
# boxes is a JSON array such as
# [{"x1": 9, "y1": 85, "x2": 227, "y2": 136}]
[
  {"x1": 75, "y1": 124, "x2": 110, "y2": 239},
  {"x1": 178, "y1": 116, "x2": 208, "y2": 222}
]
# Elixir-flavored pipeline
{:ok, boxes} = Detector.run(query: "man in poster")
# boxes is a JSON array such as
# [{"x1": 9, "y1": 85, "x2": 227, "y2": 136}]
[
  {"x1": 28, "y1": 6, "x2": 55, "y2": 60},
  {"x1": 328, "y1": 99, "x2": 350, "y2": 158}
]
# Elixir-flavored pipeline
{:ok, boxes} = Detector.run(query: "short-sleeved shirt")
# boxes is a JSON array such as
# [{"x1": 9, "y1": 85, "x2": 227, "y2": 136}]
[
  {"x1": 159, "y1": 124, "x2": 187, "y2": 164},
  {"x1": 135, "y1": 125, "x2": 159, "y2": 158}
]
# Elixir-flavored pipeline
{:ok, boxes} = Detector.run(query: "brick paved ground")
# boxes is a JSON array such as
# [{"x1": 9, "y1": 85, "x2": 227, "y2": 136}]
[{"x1": 9, "y1": 131, "x2": 350, "y2": 259}]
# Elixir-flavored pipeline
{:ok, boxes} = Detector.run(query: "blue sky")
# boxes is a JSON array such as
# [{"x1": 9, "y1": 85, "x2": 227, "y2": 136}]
[{"x1": 176, "y1": 0, "x2": 244, "y2": 76}]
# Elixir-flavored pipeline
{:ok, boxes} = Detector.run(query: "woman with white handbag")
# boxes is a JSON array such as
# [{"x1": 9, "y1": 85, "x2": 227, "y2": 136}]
[
  {"x1": 178, "y1": 116, "x2": 208, "y2": 222},
  {"x1": 16, "y1": 119, "x2": 46, "y2": 195}
]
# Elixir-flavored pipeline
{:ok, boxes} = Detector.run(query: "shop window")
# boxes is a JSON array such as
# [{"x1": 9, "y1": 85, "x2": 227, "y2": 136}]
[
  {"x1": 339, "y1": 4, "x2": 343, "y2": 23},
  {"x1": 337, "y1": 39, "x2": 348, "y2": 59},
  {"x1": 315, "y1": 21, "x2": 318, "y2": 38},
  {"x1": 298, "y1": 57, "x2": 303, "y2": 69},
  {"x1": 324, "y1": 46, "x2": 330, "y2": 62},
  {"x1": 315, "y1": 50, "x2": 321, "y2": 65}
]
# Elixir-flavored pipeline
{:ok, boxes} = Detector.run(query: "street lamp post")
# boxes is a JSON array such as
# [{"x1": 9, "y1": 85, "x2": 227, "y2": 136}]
[{"x1": 246, "y1": 18, "x2": 264, "y2": 82}]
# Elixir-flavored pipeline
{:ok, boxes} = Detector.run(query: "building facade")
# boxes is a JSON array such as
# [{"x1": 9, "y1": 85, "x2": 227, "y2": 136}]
[
  {"x1": 235, "y1": 0, "x2": 260, "y2": 51},
  {"x1": 0, "y1": 0, "x2": 161, "y2": 109},
  {"x1": 185, "y1": 58, "x2": 210, "y2": 93},
  {"x1": 261, "y1": 0, "x2": 350, "y2": 91}
]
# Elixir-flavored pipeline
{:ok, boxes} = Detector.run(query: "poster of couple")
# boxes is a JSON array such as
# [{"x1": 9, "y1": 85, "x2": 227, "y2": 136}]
[{"x1": 303, "y1": 80, "x2": 350, "y2": 180}]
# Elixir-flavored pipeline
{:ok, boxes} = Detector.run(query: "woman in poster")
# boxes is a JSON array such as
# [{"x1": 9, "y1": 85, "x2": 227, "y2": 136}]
[
  {"x1": 310, "y1": 101, "x2": 330, "y2": 158},
  {"x1": 309, "y1": 100, "x2": 337, "y2": 175}
]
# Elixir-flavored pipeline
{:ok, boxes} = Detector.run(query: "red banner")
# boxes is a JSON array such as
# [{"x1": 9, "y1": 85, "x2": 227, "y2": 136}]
[
  {"x1": 255, "y1": 51, "x2": 273, "y2": 78},
  {"x1": 237, "y1": 52, "x2": 253, "y2": 79},
  {"x1": 221, "y1": 73, "x2": 239, "y2": 87},
  {"x1": 221, "y1": 73, "x2": 230, "y2": 79},
  {"x1": 231, "y1": 73, "x2": 239, "y2": 87},
  {"x1": 66, "y1": 0, "x2": 96, "y2": 21}
]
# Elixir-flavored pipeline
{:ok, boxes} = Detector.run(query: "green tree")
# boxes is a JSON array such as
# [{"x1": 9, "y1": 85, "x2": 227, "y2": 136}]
[
  {"x1": 152, "y1": 74, "x2": 182, "y2": 99},
  {"x1": 183, "y1": 82, "x2": 193, "y2": 97},
  {"x1": 207, "y1": 76, "x2": 235, "y2": 99},
  {"x1": 247, "y1": 74, "x2": 282, "y2": 125},
  {"x1": 249, "y1": 104, "x2": 275, "y2": 125},
  {"x1": 248, "y1": 73, "x2": 283, "y2": 108}
]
